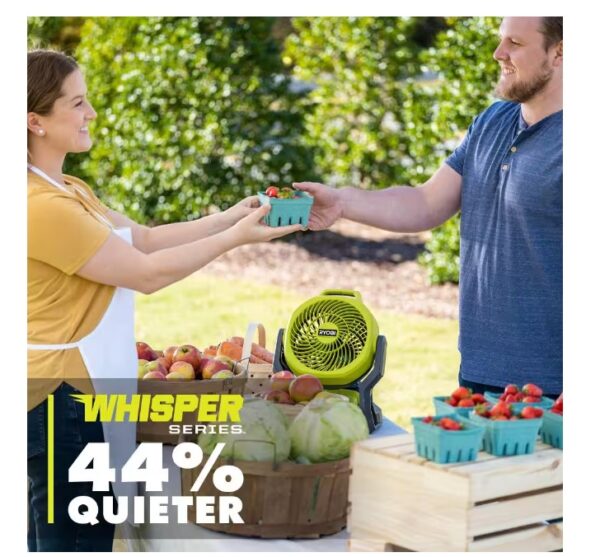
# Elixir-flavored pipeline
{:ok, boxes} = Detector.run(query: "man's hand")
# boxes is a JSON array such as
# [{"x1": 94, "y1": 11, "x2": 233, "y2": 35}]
[{"x1": 292, "y1": 182, "x2": 343, "y2": 230}]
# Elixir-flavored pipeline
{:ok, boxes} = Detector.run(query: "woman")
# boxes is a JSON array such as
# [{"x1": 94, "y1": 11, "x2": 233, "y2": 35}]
[{"x1": 27, "y1": 49, "x2": 302, "y2": 551}]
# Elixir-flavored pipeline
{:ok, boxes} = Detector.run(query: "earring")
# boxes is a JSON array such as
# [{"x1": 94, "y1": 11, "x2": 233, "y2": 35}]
[{"x1": 38, "y1": 130, "x2": 45, "y2": 136}]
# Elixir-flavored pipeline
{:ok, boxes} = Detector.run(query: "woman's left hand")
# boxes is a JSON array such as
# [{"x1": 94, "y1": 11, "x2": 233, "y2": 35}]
[{"x1": 222, "y1": 195, "x2": 260, "y2": 227}]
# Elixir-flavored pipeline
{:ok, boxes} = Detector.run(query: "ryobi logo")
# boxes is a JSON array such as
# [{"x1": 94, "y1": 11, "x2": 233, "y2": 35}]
[{"x1": 317, "y1": 323, "x2": 339, "y2": 343}]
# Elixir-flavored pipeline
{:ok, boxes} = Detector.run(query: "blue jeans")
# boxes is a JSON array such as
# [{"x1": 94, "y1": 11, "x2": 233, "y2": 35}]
[{"x1": 28, "y1": 383, "x2": 115, "y2": 551}]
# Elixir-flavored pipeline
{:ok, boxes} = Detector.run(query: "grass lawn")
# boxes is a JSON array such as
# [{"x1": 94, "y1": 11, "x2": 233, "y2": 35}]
[{"x1": 135, "y1": 275, "x2": 460, "y2": 430}]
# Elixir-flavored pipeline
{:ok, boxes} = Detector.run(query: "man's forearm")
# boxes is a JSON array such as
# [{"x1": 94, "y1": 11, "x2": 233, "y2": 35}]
[{"x1": 339, "y1": 185, "x2": 434, "y2": 233}]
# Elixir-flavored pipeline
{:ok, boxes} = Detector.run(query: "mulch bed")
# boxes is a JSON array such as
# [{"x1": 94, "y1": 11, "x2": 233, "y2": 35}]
[{"x1": 202, "y1": 219, "x2": 458, "y2": 319}]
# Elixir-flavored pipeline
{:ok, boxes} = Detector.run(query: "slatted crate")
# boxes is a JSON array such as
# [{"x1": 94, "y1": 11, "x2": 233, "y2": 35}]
[{"x1": 348, "y1": 434, "x2": 563, "y2": 552}]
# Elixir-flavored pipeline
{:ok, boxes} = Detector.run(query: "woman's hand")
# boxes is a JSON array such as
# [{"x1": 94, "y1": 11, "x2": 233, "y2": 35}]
[
  {"x1": 229, "y1": 204, "x2": 304, "y2": 244},
  {"x1": 221, "y1": 195, "x2": 260, "y2": 228}
]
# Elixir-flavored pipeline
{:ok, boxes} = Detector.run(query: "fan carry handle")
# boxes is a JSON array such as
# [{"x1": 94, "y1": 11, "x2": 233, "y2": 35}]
[{"x1": 319, "y1": 289, "x2": 363, "y2": 301}]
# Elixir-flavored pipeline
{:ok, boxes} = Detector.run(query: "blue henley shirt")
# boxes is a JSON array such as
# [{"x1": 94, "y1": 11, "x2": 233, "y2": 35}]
[{"x1": 445, "y1": 100, "x2": 562, "y2": 393}]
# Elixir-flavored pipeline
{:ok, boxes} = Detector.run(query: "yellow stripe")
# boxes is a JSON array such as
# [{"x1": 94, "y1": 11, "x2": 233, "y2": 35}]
[{"x1": 47, "y1": 395, "x2": 54, "y2": 524}]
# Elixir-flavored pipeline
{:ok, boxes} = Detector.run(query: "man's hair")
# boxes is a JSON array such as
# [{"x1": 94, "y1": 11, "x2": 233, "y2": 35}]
[{"x1": 539, "y1": 17, "x2": 563, "y2": 50}]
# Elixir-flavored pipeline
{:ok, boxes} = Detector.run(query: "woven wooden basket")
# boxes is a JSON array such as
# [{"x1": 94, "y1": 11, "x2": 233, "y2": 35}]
[{"x1": 181, "y1": 455, "x2": 350, "y2": 538}]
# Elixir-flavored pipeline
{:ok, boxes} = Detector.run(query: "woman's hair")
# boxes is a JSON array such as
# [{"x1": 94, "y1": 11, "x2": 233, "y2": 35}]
[{"x1": 28, "y1": 49, "x2": 79, "y2": 116}]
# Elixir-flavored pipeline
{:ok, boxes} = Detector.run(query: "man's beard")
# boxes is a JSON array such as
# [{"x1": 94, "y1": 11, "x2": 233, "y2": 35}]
[{"x1": 494, "y1": 61, "x2": 553, "y2": 103}]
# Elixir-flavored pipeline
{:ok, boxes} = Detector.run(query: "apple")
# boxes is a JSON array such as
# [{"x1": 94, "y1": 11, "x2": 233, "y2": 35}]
[
  {"x1": 173, "y1": 344, "x2": 202, "y2": 370},
  {"x1": 270, "y1": 370, "x2": 295, "y2": 392},
  {"x1": 169, "y1": 360, "x2": 195, "y2": 378},
  {"x1": 166, "y1": 366, "x2": 195, "y2": 381},
  {"x1": 263, "y1": 390, "x2": 293, "y2": 404},
  {"x1": 155, "y1": 356, "x2": 171, "y2": 371},
  {"x1": 144, "y1": 360, "x2": 168, "y2": 376},
  {"x1": 214, "y1": 355, "x2": 235, "y2": 370},
  {"x1": 136, "y1": 342, "x2": 157, "y2": 361},
  {"x1": 163, "y1": 345, "x2": 178, "y2": 367},
  {"x1": 211, "y1": 370, "x2": 235, "y2": 380},
  {"x1": 137, "y1": 359, "x2": 149, "y2": 379},
  {"x1": 289, "y1": 374, "x2": 323, "y2": 403},
  {"x1": 142, "y1": 371, "x2": 166, "y2": 381},
  {"x1": 202, "y1": 358, "x2": 231, "y2": 380}
]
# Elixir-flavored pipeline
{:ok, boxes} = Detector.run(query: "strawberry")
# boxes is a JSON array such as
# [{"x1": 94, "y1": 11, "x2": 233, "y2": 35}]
[
  {"x1": 471, "y1": 393, "x2": 487, "y2": 404},
  {"x1": 445, "y1": 397, "x2": 458, "y2": 407},
  {"x1": 490, "y1": 401, "x2": 512, "y2": 419},
  {"x1": 522, "y1": 383, "x2": 543, "y2": 397},
  {"x1": 457, "y1": 398, "x2": 475, "y2": 408},
  {"x1": 422, "y1": 416, "x2": 434, "y2": 424},
  {"x1": 515, "y1": 392, "x2": 524, "y2": 402},
  {"x1": 499, "y1": 393, "x2": 507, "y2": 401},
  {"x1": 265, "y1": 186, "x2": 279, "y2": 197},
  {"x1": 504, "y1": 393, "x2": 519, "y2": 404},
  {"x1": 451, "y1": 386, "x2": 472, "y2": 401},
  {"x1": 474, "y1": 404, "x2": 491, "y2": 418},
  {"x1": 522, "y1": 395, "x2": 541, "y2": 403},
  {"x1": 520, "y1": 406, "x2": 543, "y2": 419},
  {"x1": 438, "y1": 417, "x2": 463, "y2": 430},
  {"x1": 504, "y1": 384, "x2": 519, "y2": 395},
  {"x1": 492, "y1": 415, "x2": 509, "y2": 421}
]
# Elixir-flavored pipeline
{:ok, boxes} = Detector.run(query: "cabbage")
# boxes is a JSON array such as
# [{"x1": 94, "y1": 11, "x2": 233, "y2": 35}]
[
  {"x1": 197, "y1": 398, "x2": 291, "y2": 463},
  {"x1": 289, "y1": 397, "x2": 369, "y2": 463}
]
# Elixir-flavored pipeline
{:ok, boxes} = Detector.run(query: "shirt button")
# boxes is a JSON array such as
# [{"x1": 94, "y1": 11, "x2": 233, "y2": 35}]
[
  {"x1": 510, "y1": 146, "x2": 517, "y2": 153},
  {"x1": 501, "y1": 164, "x2": 509, "y2": 171}
]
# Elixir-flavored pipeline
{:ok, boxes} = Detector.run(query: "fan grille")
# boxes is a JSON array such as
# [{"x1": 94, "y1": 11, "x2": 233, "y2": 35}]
[{"x1": 288, "y1": 299, "x2": 369, "y2": 371}]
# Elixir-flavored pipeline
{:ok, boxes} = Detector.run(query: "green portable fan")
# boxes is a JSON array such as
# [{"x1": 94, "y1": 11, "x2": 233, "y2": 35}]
[{"x1": 273, "y1": 289, "x2": 386, "y2": 432}]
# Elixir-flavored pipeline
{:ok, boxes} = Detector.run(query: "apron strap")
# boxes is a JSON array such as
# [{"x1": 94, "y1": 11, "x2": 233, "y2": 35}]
[{"x1": 27, "y1": 341, "x2": 80, "y2": 350}]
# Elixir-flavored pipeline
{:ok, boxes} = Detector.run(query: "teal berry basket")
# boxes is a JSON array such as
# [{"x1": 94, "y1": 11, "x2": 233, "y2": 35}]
[
  {"x1": 467, "y1": 412, "x2": 543, "y2": 457},
  {"x1": 484, "y1": 391, "x2": 555, "y2": 413},
  {"x1": 433, "y1": 396, "x2": 475, "y2": 417},
  {"x1": 540, "y1": 410, "x2": 563, "y2": 449},
  {"x1": 411, "y1": 414, "x2": 485, "y2": 464},
  {"x1": 258, "y1": 191, "x2": 314, "y2": 227}
]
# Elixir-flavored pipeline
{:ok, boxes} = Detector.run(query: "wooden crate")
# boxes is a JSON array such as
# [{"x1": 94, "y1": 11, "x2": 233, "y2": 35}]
[{"x1": 348, "y1": 434, "x2": 563, "y2": 552}]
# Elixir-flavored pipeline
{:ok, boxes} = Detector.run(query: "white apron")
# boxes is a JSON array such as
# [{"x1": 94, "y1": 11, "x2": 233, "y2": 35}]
[{"x1": 28, "y1": 165, "x2": 138, "y2": 506}]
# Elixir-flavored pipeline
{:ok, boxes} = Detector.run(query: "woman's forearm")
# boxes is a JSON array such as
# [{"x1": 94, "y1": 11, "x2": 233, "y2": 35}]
[
  {"x1": 141, "y1": 227, "x2": 240, "y2": 293},
  {"x1": 144, "y1": 212, "x2": 229, "y2": 252}
]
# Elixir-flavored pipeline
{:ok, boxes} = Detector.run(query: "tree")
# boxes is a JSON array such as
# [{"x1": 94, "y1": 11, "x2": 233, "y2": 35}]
[
  {"x1": 71, "y1": 17, "x2": 317, "y2": 223},
  {"x1": 404, "y1": 17, "x2": 502, "y2": 283}
]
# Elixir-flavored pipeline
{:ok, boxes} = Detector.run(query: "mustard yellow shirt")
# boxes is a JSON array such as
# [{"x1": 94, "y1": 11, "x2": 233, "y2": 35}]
[{"x1": 28, "y1": 171, "x2": 115, "y2": 410}]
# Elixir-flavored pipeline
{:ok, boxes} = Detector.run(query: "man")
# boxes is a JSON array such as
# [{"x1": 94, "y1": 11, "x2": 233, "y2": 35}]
[{"x1": 294, "y1": 17, "x2": 563, "y2": 397}]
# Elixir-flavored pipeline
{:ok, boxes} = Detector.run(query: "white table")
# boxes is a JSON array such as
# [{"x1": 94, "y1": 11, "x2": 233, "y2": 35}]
[{"x1": 126, "y1": 418, "x2": 405, "y2": 552}]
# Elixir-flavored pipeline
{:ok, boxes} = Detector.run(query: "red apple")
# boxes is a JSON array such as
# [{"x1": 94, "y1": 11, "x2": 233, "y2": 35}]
[
  {"x1": 270, "y1": 370, "x2": 295, "y2": 392},
  {"x1": 289, "y1": 374, "x2": 323, "y2": 403},
  {"x1": 166, "y1": 362, "x2": 195, "y2": 380},
  {"x1": 163, "y1": 345, "x2": 178, "y2": 368},
  {"x1": 142, "y1": 371, "x2": 166, "y2": 381},
  {"x1": 214, "y1": 355, "x2": 235, "y2": 370},
  {"x1": 173, "y1": 344, "x2": 202, "y2": 370},
  {"x1": 155, "y1": 357, "x2": 171, "y2": 371},
  {"x1": 169, "y1": 360, "x2": 195, "y2": 376},
  {"x1": 136, "y1": 342, "x2": 157, "y2": 361},
  {"x1": 211, "y1": 370, "x2": 235, "y2": 380},
  {"x1": 144, "y1": 360, "x2": 168, "y2": 376},
  {"x1": 263, "y1": 390, "x2": 293, "y2": 404},
  {"x1": 137, "y1": 359, "x2": 149, "y2": 379},
  {"x1": 202, "y1": 358, "x2": 231, "y2": 380}
]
